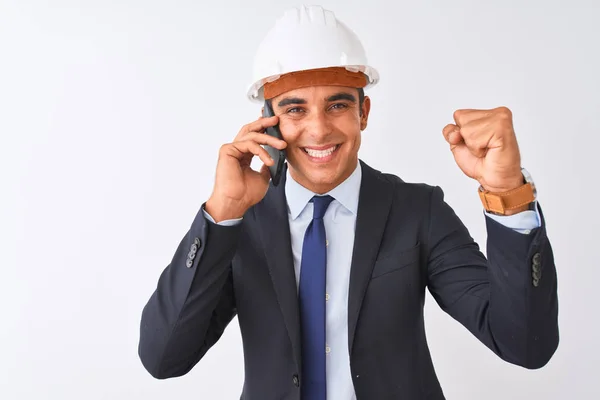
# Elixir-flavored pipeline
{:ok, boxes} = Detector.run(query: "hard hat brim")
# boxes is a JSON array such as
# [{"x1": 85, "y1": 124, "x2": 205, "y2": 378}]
[{"x1": 247, "y1": 65, "x2": 379, "y2": 102}]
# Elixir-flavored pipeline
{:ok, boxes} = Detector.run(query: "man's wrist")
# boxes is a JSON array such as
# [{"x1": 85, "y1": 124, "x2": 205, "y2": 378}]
[
  {"x1": 480, "y1": 172, "x2": 525, "y2": 194},
  {"x1": 478, "y1": 170, "x2": 537, "y2": 215},
  {"x1": 205, "y1": 197, "x2": 247, "y2": 223}
]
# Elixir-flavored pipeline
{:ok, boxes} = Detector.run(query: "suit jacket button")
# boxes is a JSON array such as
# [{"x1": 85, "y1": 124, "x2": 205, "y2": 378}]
[
  {"x1": 190, "y1": 243, "x2": 198, "y2": 254},
  {"x1": 186, "y1": 259, "x2": 193, "y2": 268},
  {"x1": 532, "y1": 252, "x2": 541, "y2": 265},
  {"x1": 533, "y1": 278, "x2": 540, "y2": 287},
  {"x1": 292, "y1": 375, "x2": 299, "y2": 387},
  {"x1": 194, "y1": 237, "x2": 201, "y2": 247}
]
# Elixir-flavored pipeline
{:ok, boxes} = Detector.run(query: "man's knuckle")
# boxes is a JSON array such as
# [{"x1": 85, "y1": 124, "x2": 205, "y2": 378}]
[
  {"x1": 453, "y1": 109, "x2": 463, "y2": 122},
  {"x1": 496, "y1": 106, "x2": 512, "y2": 119}
]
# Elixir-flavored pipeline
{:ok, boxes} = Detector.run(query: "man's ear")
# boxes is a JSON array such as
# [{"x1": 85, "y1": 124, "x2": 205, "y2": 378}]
[{"x1": 360, "y1": 96, "x2": 371, "y2": 130}]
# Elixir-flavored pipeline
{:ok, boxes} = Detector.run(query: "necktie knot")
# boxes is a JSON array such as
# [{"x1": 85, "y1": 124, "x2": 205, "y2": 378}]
[{"x1": 311, "y1": 195, "x2": 334, "y2": 219}]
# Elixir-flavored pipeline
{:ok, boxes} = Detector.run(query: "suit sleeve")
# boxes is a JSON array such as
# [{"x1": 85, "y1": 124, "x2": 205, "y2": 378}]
[
  {"x1": 425, "y1": 186, "x2": 559, "y2": 369},
  {"x1": 138, "y1": 203, "x2": 241, "y2": 379}
]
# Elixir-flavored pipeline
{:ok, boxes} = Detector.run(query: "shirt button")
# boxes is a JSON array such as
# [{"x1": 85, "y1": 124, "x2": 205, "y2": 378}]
[
  {"x1": 326, "y1": 239, "x2": 329, "y2": 247},
  {"x1": 326, "y1": 293, "x2": 330, "y2": 301},
  {"x1": 326, "y1": 346, "x2": 331, "y2": 354}
]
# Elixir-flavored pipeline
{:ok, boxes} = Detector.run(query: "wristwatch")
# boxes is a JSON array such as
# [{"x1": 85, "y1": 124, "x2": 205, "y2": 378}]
[{"x1": 478, "y1": 168, "x2": 536, "y2": 215}]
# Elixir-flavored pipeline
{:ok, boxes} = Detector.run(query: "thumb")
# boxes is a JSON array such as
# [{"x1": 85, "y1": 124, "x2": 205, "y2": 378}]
[
  {"x1": 443, "y1": 123, "x2": 461, "y2": 144},
  {"x1": 448, "y1": 130, "x2": 464, "y2": 146}
]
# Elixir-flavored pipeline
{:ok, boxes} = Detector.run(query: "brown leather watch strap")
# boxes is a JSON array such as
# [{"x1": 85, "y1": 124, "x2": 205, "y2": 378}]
[{"x1": 478, "y1": 182, "x2": 535, "y2": 215}]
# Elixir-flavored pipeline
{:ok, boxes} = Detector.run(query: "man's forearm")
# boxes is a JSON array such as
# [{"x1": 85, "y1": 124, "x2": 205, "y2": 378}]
[
  {"x1": 485, "y1": 208, "x2": 559, "y2": 369},
  {"x1": 138, "y1": 203, "x2": 241, "y2": 378}
]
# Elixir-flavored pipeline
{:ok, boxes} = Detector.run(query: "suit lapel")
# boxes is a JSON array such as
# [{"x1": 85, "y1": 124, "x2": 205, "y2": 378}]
[
  {"x1": 347, "y1": 161, "x2": 394, "y2": 354},
  {"x1": 255, "y1": 166, "x2": 302, "y2": 369}
]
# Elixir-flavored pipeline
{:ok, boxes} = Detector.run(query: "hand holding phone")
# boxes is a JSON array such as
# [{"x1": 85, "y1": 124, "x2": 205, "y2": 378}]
[{"x1": 205, "y1": 114, "x2": 287, "y2": 223}]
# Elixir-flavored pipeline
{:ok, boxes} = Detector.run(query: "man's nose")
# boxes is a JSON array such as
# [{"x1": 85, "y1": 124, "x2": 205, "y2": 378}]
[{"x1": 306, "y1": 109, "x2": 332, "y2": 139}]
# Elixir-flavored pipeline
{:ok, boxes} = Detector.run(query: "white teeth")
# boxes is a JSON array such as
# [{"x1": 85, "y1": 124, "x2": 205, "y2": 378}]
[{"x1": 305, "y1": 145, "x2": 337, "y2": 158}]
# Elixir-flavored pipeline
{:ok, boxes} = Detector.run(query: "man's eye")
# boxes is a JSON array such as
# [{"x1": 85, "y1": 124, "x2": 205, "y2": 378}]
[
  {"x1": 287, "y1": 107, "x2": 304, "y2": 113},
  {"x1": 330, "y1": 103, "x2": 348, "y2": 110}
]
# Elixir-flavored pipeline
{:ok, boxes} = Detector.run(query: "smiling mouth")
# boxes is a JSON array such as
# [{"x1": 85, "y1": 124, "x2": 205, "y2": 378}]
[{"x1": 302, "y1": 144, "x2": 341, "y2": 158}]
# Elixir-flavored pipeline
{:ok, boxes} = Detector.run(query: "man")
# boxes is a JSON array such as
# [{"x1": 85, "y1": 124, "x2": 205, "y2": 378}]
[{"x1": 138, "y1": 5, "x2": 559, "y2": 399}]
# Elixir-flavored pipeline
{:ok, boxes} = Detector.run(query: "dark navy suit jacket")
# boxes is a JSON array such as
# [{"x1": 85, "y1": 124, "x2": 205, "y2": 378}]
[{"x1": 138, "y1": 160, "x2": 559, "y2": 399}]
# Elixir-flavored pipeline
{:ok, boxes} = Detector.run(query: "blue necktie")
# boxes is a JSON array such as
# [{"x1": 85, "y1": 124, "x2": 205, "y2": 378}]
[{"x1": 299, "y1": 195, "x2": 334, "y2": 400}]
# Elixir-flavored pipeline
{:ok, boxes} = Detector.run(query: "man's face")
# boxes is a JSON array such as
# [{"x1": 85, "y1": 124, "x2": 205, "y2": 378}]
[{"x1": 269, "y1": 85, "x2": 371, "y2": 194}]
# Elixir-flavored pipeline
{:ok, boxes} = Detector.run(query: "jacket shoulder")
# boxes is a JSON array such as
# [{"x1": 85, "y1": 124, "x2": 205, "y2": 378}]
[{"x1": 369, "y1": 164, "x2": 438, "y2": 201}]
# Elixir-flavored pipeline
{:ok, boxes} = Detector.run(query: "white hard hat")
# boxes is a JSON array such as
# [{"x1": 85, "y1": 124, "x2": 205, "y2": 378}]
[{"x1": 247, "y1": 5, "x2": 380, "y2": 102}]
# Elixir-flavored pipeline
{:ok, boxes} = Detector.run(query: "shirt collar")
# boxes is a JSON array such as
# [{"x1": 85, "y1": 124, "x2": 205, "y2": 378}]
[{"x1": 285, "y1": 161, "x2": 362, "y2": 220}]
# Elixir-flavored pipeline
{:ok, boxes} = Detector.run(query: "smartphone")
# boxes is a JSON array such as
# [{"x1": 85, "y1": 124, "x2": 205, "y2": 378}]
[{"x1": 262, "y1": 101, "x2": 286, "y2": 186}]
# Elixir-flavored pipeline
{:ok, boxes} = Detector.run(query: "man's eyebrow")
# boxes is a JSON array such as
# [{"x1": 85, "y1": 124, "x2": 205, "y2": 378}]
[
  {"x1": 277, "y1": 97, "x2": 307, "y2": 107},
  {"x1": 327, "y1": 93, "x2": 357, "y2": 102}
]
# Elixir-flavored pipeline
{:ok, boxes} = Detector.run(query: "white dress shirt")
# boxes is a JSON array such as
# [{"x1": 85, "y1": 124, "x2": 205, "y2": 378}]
[
  {"x1": 203, "y1": 162, "x2": 541, "y2": 399},
  {"x1": 285, "y1": 163, "x2": 361, "y2": 400}
]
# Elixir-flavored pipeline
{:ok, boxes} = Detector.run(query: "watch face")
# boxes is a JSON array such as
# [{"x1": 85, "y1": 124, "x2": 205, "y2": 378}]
[{"x1": 521, "y1": 168, "x2": 537, "y2": 199}]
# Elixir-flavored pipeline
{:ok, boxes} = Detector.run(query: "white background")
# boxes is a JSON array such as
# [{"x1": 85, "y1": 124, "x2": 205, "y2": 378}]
[{"x1": 1, "y1": 0, "x2": 599, "y2": 398}]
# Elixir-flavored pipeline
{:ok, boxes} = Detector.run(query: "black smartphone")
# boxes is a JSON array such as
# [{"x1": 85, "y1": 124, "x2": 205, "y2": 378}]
[{"x1": 262, "y1": 101, "x2": 286, "y2": 186}]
